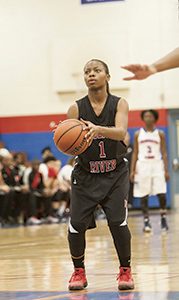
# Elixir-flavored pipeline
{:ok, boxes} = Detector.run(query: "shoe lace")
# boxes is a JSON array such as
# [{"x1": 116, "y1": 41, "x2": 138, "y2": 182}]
[
  {"x1": 117, "y1": 268, "x2": 130, "y2": 281},
  {"x1": 69, "y1": 269, "x2": 84, "y2": 283}
]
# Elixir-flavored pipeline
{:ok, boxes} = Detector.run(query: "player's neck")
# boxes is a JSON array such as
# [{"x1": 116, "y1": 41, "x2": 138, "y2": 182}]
[
  {"x1": 144, "y1": 125, "x2": 155, "y2": 132},
  {"x1": 88, "y1": 88, "x2": 108, "y2": 104}
]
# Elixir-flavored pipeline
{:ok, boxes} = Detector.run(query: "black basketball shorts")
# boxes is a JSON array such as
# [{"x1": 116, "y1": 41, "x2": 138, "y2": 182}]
[{"x1": 70, "y1": 160, "x2": 129, "y2": 230}]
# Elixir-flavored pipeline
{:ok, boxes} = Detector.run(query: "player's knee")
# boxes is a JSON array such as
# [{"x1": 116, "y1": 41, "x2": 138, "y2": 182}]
[
  {"x1": 109, "y1": 222, "x2": 131, "y2": 240},
  {"x1": 68, "y1": 220, "x2": 86, "y2": 234}
]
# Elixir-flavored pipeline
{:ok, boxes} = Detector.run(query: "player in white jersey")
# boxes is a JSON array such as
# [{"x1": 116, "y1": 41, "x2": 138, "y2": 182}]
[{"x1": 130, "y1": 110, "x2": 169, "y2": 232}]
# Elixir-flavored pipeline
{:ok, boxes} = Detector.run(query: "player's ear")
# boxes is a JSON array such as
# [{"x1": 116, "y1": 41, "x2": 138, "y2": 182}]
[{"x1": 107, "y1": 74, "x2": 110, "y2": 81}]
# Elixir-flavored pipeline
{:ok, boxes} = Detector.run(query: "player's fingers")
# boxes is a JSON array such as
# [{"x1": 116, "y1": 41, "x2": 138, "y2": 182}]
[
  {"x1": 121, "y1": 64, "x2": 138, "y2": 71},
  {"x1": 123, "y1": 75, "x2": 137, "y2": 81},
  {"x1": 80, "y1": 118, "x2": 89, "y2": 126}
]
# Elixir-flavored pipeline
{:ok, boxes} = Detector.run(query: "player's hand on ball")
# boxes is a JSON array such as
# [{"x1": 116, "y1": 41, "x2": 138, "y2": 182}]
[
  {"x1": 80, "y1": 118, "x2": 100, "y2": 144},
  {"x1": 121, "y1": 64, "x2": 157, "y2": 80}
]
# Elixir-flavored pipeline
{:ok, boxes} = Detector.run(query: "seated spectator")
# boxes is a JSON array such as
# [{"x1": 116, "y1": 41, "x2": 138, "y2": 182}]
[
  {"x1": 0, "y1": 170, "x2": 12, "y2": 227},
  {"x1": 41, "y1": 146, "x2": 54, "y2": 161},
  {"x1": 57, "y1": 157, "x2": 75, "y2": 222},
  {"x1": 13, "y1": 152, "x2": 27, "y2": 178},
  {"x1": 26, "y1": 160, "x2": 49, "y2": 225},
  {"x1": 28, "y1": 156, "x2": 62, "y2": 224},
  {"x1": 0, "y1": 153, "x2": 30, "y2": 225},
  {"x1": 43, "y1": 156, "x2": 62, "y2": 223}
]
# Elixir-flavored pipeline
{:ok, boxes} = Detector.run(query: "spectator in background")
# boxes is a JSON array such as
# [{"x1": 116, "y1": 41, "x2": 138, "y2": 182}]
[
  {"x1": 39, "y1": 146, "x2": 55, "y2": 183},
  {"x1": 41, "y1": 146, "x2": 54, "y2": 161},
  {"x1": 14, "y1": 152, "x2": 27, "y2": 179},
  {"x1": 57, "y1": 157, "x2": 75, "y2": 222},
  {"x1": 42, "y1": 156, "x2": 62, "y2": 224},
  {"x1": 0, "y1": 143, "x2": 10, "y2": 170},
  {"x1": 0, "y1": 153, "x2": 29, "y2": 224},
  {"x1": 26, "y1": 160, "x2": 47, "y2": 225},
  {"x1": 0, "y1": 167, "x2": 12, "y2": 227}
]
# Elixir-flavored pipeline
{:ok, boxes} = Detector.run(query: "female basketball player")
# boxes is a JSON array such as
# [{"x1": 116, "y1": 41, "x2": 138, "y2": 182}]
[
  {"x1": 130, "y1": 110, "x2": 169, "y2": 232},
  {"x1": 67, "y1": 59, "x2": 134, "y2": 291}
]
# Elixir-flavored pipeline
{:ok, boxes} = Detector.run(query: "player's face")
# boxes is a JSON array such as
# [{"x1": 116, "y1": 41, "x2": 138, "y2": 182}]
[
  {"x1": 84, "y1": 61, "x2": 110, "y2": 91},
  {"x1": 143, "y1": 112, "x2": 156, "y2": 126}
]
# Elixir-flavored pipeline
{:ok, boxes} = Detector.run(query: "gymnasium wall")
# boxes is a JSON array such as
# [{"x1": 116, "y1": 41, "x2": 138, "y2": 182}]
[
  {"x1": 0, "y1": 108, "x2": 170, "y2": 208},
  {"x1": 0, "y1": 0, "x2": 179, "y2": 118}
]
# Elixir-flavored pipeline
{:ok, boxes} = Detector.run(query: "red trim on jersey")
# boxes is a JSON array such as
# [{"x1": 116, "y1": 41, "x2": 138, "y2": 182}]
[{"x1": 140, "y1": 140, "x2": 159, "y2": 144}]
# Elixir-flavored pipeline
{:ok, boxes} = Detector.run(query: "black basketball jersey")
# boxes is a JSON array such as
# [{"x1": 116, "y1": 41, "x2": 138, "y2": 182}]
[{"x1": 76, "y1": 94, "x2": 127, "y2": 173}]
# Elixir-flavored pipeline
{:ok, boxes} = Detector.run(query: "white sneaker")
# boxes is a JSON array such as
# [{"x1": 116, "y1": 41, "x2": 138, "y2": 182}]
[
  {"x1": 47, "y1": 216, "x2": 59, "y2": 224},
  {"x1": 26, "y1": 217, "x2": 42, "y2": 225}
]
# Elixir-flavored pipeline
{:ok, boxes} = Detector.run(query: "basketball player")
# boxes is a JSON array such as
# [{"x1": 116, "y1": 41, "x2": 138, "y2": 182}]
[
  {"x1": 122, "y1": 47, "x2": 179, "y2": 80},
  {"x1": 66, "y1": 59, "x2": 134, "y2": 291},
  {"x1": 130, "y1": 110, "x2": 169, "y2": 232}
]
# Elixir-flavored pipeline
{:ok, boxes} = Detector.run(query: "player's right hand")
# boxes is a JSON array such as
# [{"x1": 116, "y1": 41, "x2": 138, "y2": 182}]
[{"x1": 121, "y1": 64, "x2": 157, "y2": 80}]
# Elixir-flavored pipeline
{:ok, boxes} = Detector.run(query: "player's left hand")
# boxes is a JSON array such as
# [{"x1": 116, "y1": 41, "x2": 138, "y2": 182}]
[{"x1": 80, "y1": 118, "x2": 100, "y2": 144}]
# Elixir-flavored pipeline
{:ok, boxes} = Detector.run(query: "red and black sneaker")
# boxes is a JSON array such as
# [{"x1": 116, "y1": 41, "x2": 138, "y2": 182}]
[
  {"x1": 68, "y1": 268, "x2": 88, "y2": 291},
  {"x1": 117, "y1": 267, "x2": 134, "y2": 290}
]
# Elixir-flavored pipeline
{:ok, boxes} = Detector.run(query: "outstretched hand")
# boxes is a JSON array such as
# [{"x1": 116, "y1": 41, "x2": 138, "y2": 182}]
[{"x1": 121, "y1": 64, "x2": 157, "y2": 80}]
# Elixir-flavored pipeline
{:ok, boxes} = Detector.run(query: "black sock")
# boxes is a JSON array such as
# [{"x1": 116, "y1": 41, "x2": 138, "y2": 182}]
[
  {"x1": 68, "y1": 231, "x2": 86, "y2": 269},
  {"x1": 119, "y1": 256, "x2": 131, "y2": 268},
  {"x1": 72, "y1": 255, "x2": 85, "y2": 269}
]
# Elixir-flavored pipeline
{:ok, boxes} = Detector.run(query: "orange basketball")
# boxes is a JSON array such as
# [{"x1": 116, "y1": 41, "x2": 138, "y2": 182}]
[{"x1": 53, "y1": 119, "x2": 89, "y2": 156}]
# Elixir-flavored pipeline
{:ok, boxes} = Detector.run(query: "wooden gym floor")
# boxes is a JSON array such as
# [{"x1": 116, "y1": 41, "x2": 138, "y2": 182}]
[{"x1": 0, "y1": 211, "x2": 179, "y2": 300}]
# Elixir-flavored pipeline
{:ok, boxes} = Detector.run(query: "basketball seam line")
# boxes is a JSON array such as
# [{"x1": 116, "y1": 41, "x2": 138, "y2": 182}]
[
  {"x1": 64, "y1": 124, "x2": 84, "y2": 153},
  {"x1": 55, "y1": 123, "x2": 81, "y2": 145}
]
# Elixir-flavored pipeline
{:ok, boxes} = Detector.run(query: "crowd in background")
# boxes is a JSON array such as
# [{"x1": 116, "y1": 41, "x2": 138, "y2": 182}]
[
  {"x1": 0, "y1": 143, "x2": 74, "y2": 227},
  {"x1": 0, "y1": 136, "x2": 134, "y2": 228}
]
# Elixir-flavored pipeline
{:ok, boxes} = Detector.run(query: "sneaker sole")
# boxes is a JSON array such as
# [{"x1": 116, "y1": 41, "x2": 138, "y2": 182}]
[
  {"x1": 69, "y1": 282, "x2": 88, "y2": 291},
  {"x1": 118, "y1": 284, "x2": 134, "y2": 290},
  {"x1": 143, "y1": 228, "x2": 152, "y2": 233}
]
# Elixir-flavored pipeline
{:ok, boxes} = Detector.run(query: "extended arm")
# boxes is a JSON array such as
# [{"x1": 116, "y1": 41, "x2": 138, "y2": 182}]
[{"x1": 122, "y1": 47, "x2": 179, "y2": 80}]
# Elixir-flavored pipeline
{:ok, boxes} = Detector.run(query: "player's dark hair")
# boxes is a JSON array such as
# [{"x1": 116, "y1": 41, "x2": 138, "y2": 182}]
[
  {"x1": 141, "y1": 109, "x2": 159, "y2": 122},
  {"x1": 87, "y1": 59, "x2": 110, "y2": 94}
]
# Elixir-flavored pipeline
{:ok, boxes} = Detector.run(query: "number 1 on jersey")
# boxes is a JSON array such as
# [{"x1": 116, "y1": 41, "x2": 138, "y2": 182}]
[{"x1": 99, "y1": 141, "x2": 106, "y2": 158}]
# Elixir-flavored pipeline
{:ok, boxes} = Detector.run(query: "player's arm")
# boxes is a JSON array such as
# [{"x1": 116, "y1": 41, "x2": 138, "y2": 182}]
[
  {"x1": 152, "y1": 47, "x2": 179, "y2": 73},
  {"x1": 159, "y1": 131, "x2": 170, "y2": 181},
  {"x1": 130, "y1": 131, "x2": 139, "y2": 182},
  {"x1": 122, "y1": 47, "x2": 179, "y2": 80},
  {"x1": 84, "y1": 98, "x2": 128, "y2": 142},
  {"x1": 67, "y1": 103, "x2": 79, "y2": 119}
]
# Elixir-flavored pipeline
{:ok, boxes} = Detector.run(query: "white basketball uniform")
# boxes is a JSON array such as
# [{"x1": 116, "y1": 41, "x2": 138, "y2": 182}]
[{"x1": 134, "y1": 128, "x2": 167, "y2": 197}]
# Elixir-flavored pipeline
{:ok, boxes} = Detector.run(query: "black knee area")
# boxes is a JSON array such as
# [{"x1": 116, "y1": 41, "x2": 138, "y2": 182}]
[
  {"x1": 69, "y1": 221, "x2": 86, "y2": 234},
  {"x1": 68, "y1": 221, "x2": 86, "y2": 258},
  {"x1": 109, "y1": 223, "x2": 131, "y2": 242},
  {"x1": 157, "y1": 193, "x2": 166, "y2": 210}
]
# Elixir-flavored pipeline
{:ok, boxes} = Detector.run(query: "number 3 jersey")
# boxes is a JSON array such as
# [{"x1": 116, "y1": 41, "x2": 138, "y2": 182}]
[
  {"x1": 76, "y1": 94, "x2": 127, "y2": 174},
  {"x1": 137, "y1": 128, "x2": 162, "y2": 161}
]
